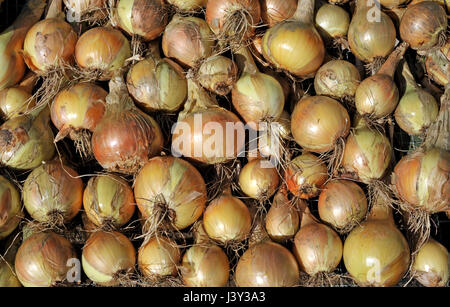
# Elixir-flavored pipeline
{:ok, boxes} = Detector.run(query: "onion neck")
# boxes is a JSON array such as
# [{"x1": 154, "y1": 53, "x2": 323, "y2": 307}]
[
  {"x1": 401, "y1": 61, "x2": 419, "y2": 94},
  {"x1": 354, "y1": 0, "x2": 372, "y2": 13},
  {"x1": 249, "y1": 218, "x2": 270, "y2": 247},
  {"x1": 300, "y1": 206, "x2": 318, "y2": 228},
  {"x1": 193, "y1": 221, "x2": 212, "y2": 245},
  {"x1": 377, "y1": 42, "x2": 409, "y2": 77},
  {"x1": 106, "y1": 76, "x2": 135, "y2": 110},
  {"x1": 18, "y1": 72, "x2": 38, "y2": 93},
  {"x1": 292, "y1": 0, "x2": 315, "y2": 24},
  {"x1": 179, "y1": 79, "x2": 218, "y2": 119},
  {"x1": 45, "y1": 0, "x2": 64, "y2": 19},
  {"x1": 367, "y1": 197, "x2": 394, "y2": 224},
  {"x1": 148, "y1": 40, "x2": 162, "y2": 62},
  {"x1": 234, "y1": 46, "x2": 259, "y2": 75}
]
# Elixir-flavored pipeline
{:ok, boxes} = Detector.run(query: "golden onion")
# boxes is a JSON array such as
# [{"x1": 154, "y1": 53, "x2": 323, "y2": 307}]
[
  {"x1": 315, "y1": 3, "x2": 350, "y2": 40},
  {"x1": 412, "y1": 239, "x2": 449, "y2": 287},
  {"x1": 260, "y1": 0, "x2": 297, "y2": 27},
  {"x1": 238, "y1": 158, "x2": 279, "y2": 200},
  {"x1": 198, "y1": 55, "x2": 238, "y2": 96},
  {"x1": 138, "y1": 236, "x2": 181, "y2": 278}
]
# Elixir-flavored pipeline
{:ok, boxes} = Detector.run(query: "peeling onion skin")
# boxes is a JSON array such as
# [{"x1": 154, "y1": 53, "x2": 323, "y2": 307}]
[
  {"x1": 425, "y1": 42, "x2": 450, "y2": 87},
  {"x1": 138, "y1": 236, "x2": 181, "y2": 278},
  {"x1": 0, "y1": 175, "x2": 22, "y2": 240},
  {"x1": 15, "y1": 232, "x2": 77, "y2": 287},
  {"x1": 198, "y1": 55, "x2": 238, "y2": 96},
  {"x1": 260, "y1": 0, "x2": 297, "y2": 27},
  {"x1": 378, "y1": 0, "x2": 408, "y2": 8},
  {"x1": 413, "y1": 239, "x2": 449, "y2": 287},
  {"x1": 235, "y1": 241, "x2": 300, "y2": 287},
  {"x1": 238, "y1": 159, "x2": 279, "y2": 200}
]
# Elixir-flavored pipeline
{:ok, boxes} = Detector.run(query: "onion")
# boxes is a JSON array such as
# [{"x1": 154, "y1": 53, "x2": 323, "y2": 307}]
[
  {"x1": 378, "y1": 0, "x2": 408, "y2": 8},
  {"x1": 232, "y1": 46, "x2": 285, "y2": 131},
  {"x1": 15, "y1": 232, "x2": 77, "y2": 287},
  {"x1": 260, "y1": 0, "x2": 297, "y2": 27},
  {"x1": 138, "y1": 236, "x2": 180, "y2": 278},
  {"x1": 0, "y1": 175, "x2": 22, "y2": 240},
  {"x1": 0, "y1": 259, "x2": 21, "y2": 287},
  {"x1": 315, "y1": 3, "x2": 350, "y2": 41},
  {"x1": 314, "y1": 60, "x2": 361, "y2": 100},
  {"x1": 425, "y1": 41, "x2": 450, "y2": 87},
  {"x1": 92, "y1": 76, "x2": 163, "y2": 174},
  {"x1": 23, "y1": 160, "x2": 83, "y2": 224},
  {"x1": 339, "y1": 126, "x2": 392, "y2": 184},
  {"x1": 0, "y1": 107, "x2": 55, "y2": 170},
  {"x1": 394, "y1": 61, "x2": 439, "y2": 135},
  {"x1": 318, "y1": 179, "x2": 368, "y2": 233},
  {"x1": 348, "y1": 0, "x2": 396, "y2": 63},
  {"x1": 412, "y1": 239, "x2": 449, "y2": 287},
  {"x1": 258, "y1": 110, "x2": 291, "y2": 158},
  {"x1": 0, "y1": 0, "x2": 46, "y2": 90},
  {"x1": 293, "y1": 207, "x2": 343, "y2": 277},
  {"x1": 235, "y1": 240, "x2": 300, "y2": 287},
  {"x1": 262, "y1": 0, "x2": 325, "y2": 78},
  {"x1": 83, "y1": 174, "x2": 135, "y2": 228},
  {"x1": 0, "y1": 73, "x2": 37, "y2": 120},
  {"x1": 285, "y1": 152, "x2": 328, "y2": 199},
  {"x1": 171, "y1": 79, "x2": 245, "y2": 165},
  {"x1": 198, "y1": 55, "x2": 238, "y2": 96},
  {"x1": 203, "y1": 189, "x2": 252, "y2": 244},
  {"x1": 162, "y1": 15, "x2": 215, "y2": 68},
  {"x1": 134, "y1": 156, "x2": 207, "y2": 235},
  {"x1": 167, "y1": 0, "x2": 206, "y2": 12},
  {"x1": 400, "y1": 2, "x2": 447, "y2": 52},
  {"x1": 116, "y1": 0, "x2": 168, "y2": 41},
  {"x1": 291, "y1": 95, "x2": 350, "y2": 153},
  {"x1": 75, "y1": 27, "x2": 131, "y2": 80},
  {"x1": 127, "y1": 43, "x2": 187, "y2": 113},
  {"x1": 343, "y1": 199, "x2": 410, "y2": 286},
  {"x1": 82, "y1": 231, "x2": 136, "y2": 286},
  {"x1": 238, "y1": 158, "x2": 279, "y2": 200}
]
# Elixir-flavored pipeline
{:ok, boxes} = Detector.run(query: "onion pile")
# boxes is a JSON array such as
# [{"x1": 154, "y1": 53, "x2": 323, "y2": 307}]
[{"x1": 0, "y1": 175, "x2": 22, "y2": 239}]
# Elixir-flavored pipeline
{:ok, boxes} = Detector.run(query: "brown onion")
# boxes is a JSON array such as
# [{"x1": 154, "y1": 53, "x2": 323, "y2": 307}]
[
  {"x1": 198, "y1": 55, "x2": 238, "y2": 96},
  {"x1": 15, "y1": 232, "x2": 77, "y2": 287},
  {"x1": 412, "y1": 239, "x2": 449, "y2": 287},
  {"x1": 238, "y1": 158, "x2": 279, "y2": 200},
  {"x1": 0, "y1": 175, "x2": 22, "y2": 240},
  {"x1": 260, "y1": 0, "x2": 297, "y2": 27},
  {"x1": 138, "y1": 236, "x2": 181, "y2": 278},
  {"x1": 315, "y1": 3, "x2": 350, "y2": 40}
]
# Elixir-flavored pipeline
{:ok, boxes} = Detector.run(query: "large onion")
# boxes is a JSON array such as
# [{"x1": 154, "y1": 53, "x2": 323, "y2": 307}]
[
  {"x1": 198, "y1": 55, "x2": 238, "y2": 96},
  {"x1": 260, "y1": 0, "x2": 297, "y2": 27},
  {"x1": 238, "y1": 158, "x2": 279, "y2": 200},
  {"x1": 138, "y1": 236, "x2": 181, "y2": 278},
  {"x1": 0, "y1": 175, "x2": 22, "y2": 240},
  {"x1": 412, "y1": 239, "x2": 449, "y2": 287},
  {"x1": 15, "y1": 232, "x2": 77, "y2": 287}
]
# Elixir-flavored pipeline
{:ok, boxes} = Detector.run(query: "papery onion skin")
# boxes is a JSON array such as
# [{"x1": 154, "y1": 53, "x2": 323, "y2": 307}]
[
  {"x1": 64, "y1": 0, "x2": 107, "y2": 17},
  {"x1": 75, "y1": 27, "x2": 131, "y2": 80},
  {"x1": 0, "y1": 87, "x2": 36, "y2": 120},
  {"x1": 412, "y1": 239, "x2": 449, "y2": 287},
  {"x1": 162, "y1": 16, "x2": 215, "y2": 68},
  {"x1": 134, "y1": 156, "x2": 207, "y2": 231},
  {"x1": 260, "y1": 0, "x2": 297, "y2": 27},
  {"x1": 318, "y1": 180, "x2": 368, "y2": 232},
  {"x1": 235, "y1": 241, "x2": 300, "y2": 287},
  {"x1": 167, "y1": 0, "x2": 206, "y2": 12},
  {"x1": 23, "y1": 161, "x2": 83, "y2": 223},
  {"x1": 15, "y1": 232, "x2": 77, "y2": 287},
  {"x1": 285, "y1": 152, "x2": 328, "y2": 199},
  {"x1": 425, "y1": 42, "x2": 450, "y2": 87},
  {"x1": 181, "y1": 244, "x2": 230, "y2": 287},
  {"x1": 291, "y1": 95, "x2": 350, "y2": 153},
  {"x1": 392, "y1": 147, "x2": 449, "y2": 213},
  {"x1": 83, "y1": 174, "x2": 135, "y2": 228},
  {"x1": 198, "y1": 55, "x2": 238, "y2": 96},
  {"x1": 400, "y1": 2, "x2": 447, "y2": 51},
  {"x1": 314, "y1": 60, "x2": 361, "y2": 100},
  {"x1": 23, "y1": 18, "x2": 78, "y2": 73},
  {"x1": 238, "y1": 159, "x2": 279, "y2": 200},
  {"x1": 127, "y1": 57, "x2": 187, "y2": 112},
  {"x1": 138, "y1": 236, "x2": 180, "y2": 278},
  {"x1": 82, "y1": 231, "x2": 136, "y2": 286},
  {"x1": 117, "y1": 0, "x2": 168, "y2": 41},
  {"x1": 315, "y1": 3, "x2": 350, "y2": 40},
  {"x1": 0, "y1": 175, "x2": 22, "y2": 240}
]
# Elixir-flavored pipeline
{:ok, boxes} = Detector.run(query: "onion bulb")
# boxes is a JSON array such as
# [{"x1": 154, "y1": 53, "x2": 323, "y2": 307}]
[
  {"x1": 315, "y1": 3, "x2": 350, "y2": 40},
  {"x1": 83, "y1": 174, "x2": 135, "y2": 228},
  {"x1": 171, "y1": 79, "x2": 245, "y2": 165},
  {"x1": 318, "y1": 179, "x2": 368, "y2": 233},
  {"x1": 314, "y1": 60, "x2": 361, "y2": 100},
  {"x1": 285, "y1": 152, "x2": 328, "y2": 199},
  {"x1": 412, "y1": 239, "x2": 449, "y2": 287},
  {"x1": 134, "y1": 156, "x2": 207, "y2": 234},
  {"x1": 235, "y1": 240, "x2": 299, "y2": 287},
  {"x1": 400, "y1": 2, "x2": 447, "y2": 52},
  {"x1": 425, "y1": 41, "x2": 450, "y2": 87},
  {"x1": 0, "y1": 175, "x2": 22, "y2": 240},
  {"x1": 291, "y1": 95, "x2": 350, "y2": 153},
  {"x1": 198, "y1": 55, "x2": 238, "y2": 96},
  {"x1": 238, "y1": 158, "x2": 279, "y2": 200},
  {"x1": 343, "y1": 199, "x2": 410, "y2": 286},
  {"x1": 394, "y1": 61, "x2": 438, "y2": 135},
  {"x1": 23, "y1": 160, "x2": 83, "y2": 224},
  {"x1": 348, "y1": 0, "x2": 396, "y2": 63},
  {"x1": 162, "y1": 15, "x2": 215, "y2": 68},
  {"x1": 167, "y1": 0, "x2": 206, "y2": 12},
  {"x1": 15, "y1": 232, "x2": 77, "y2": 287},
  {"x1": 138, "y1": 236, "x2": 180, "y2": 278},
  {"x1": 260, "y1": 0, "x2": 297, "y2": 27},
  {"x1": 75, "y1": 27, "x2": 131, "y2": 80},
  {"x1": 91, "y1": 76, "x2": 163, "y2": 174},
  {"x1": 82, "y1": 231, "x2": 136, "y2": 286},
  {"x1": 203, "y1": 189, "x2": 252, "y2": 244},
  {"x1": 0, "y1": 259, "x2": 22, "y2": 287},
  {"x1": 262, "y1": 0, "x2": 325, "y2": 78},
  {"x1": 0, "y1": 107, "x2": 55, "y2": 170},
  {"x1": 0, "y1": 73, "x2": 37, "y2": 120}
]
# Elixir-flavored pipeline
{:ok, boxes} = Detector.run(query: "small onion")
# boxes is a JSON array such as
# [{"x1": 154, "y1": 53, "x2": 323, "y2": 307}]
[
  {"x1": 315, "y1": 3, "x2": 350, "y2": 40},
  {"x1": 238, "y1": 158, "x2": 279, "y2": 200},
  {"x1": 198, "y1": 55, "x2": 238, "y2": 96},
  {"x1": 203, "y1": 189, "x2": 252, "y2": 244},
  {"x1": 0, "y1": 259, "x2": 22, "y2": 287},
  {"x1": 82, "y1": 231, "x2": 136, "y2": 286},
  {"x1": 291, "y1": 95, "x2": 350, "y2": 153},
  {"x1": 400, "y1": 2, "x2": 447, "y2": 52},
  {"x1": 167, "y1": 0, "x2": 206, "y2": 12},
  {"x1": 162, "y1": 15, "x2": 215, "y2": 68},
  {"x1": 0, "y1": 74, "x2": 37, "y2": 119},
  {"x1": 314, "y1": 60, "x2": 361, "y2": 100},
  {"x1": 235, "y1": 241, "x2": 300, "y2": 287},
  {"x1": 138, "y1": 236, "x2": 181, "y2": 278},
  {"x1": 318, "y1": 179, "x2": 368, "y2": 233},
  {"x1": 23, "y1": 160, "x2": 83, "y2": 224},
  {"x1": 412, "y1": 239, "x2": 449, "y2": 287},
  {"x1": 75, "y1": 27, "x2": 131, "y2": 80},
  {"x1": 83, "y1": 174, "x2": 136, "y2": 228},
  {"x1": 260, "y1": 0, "x2": 297, "y2": 27},
  {"x1": 0, "y1": 175, "x2": 22, "y2": 240},
  {"x1": 15, "y1": 232, "x2": 77, "y2": 287},
  {"x1": 285, "y1": 152, "x2": 328, "y2": 199}
]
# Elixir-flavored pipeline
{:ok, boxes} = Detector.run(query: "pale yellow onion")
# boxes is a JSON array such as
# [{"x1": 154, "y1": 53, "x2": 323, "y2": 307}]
[
  {"x1": 413, "y1": 239, "x2": 449, "y2": 287},
  {"x1": 138, "y1": 236, "x2": 180, "y2": 278},
  {"x1": 0, "y1": 88, "x2": 35, "y2": 120},
  {"x1": 198, "y1": 55, "x2": 238, "y2": 96},
  {"x1": 167, "y1": 0, "x2": 206, "y2": 12},
  {"x1": 315, "y1": 4, "x2": 350, "y2": 40},
  {"x1": 0, "y1": 175, "x2": 22, "y2": 240},
  {"x1": 0, "y1": 260, "x2": 22, "y2": 287},
  {"x1": 239, "y1": 159, "x2": 279, "y2": 200}
]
